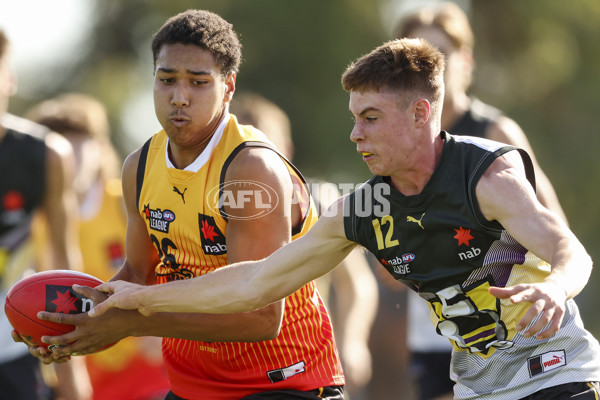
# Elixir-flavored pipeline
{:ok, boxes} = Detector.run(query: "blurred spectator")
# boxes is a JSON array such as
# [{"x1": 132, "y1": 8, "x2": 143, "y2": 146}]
[
  {"x1": 231, "y1": 92, "x2": 379, "y2": 399},
  {"x1": 1, "y1": 29, "x2": 91, "y2": 400},
  {"x1": 393, "y1": 2, "x2": 568, "y2": 399},
  {"x1": 26, "y1": 93, "x2": 170, "y2": 400}
]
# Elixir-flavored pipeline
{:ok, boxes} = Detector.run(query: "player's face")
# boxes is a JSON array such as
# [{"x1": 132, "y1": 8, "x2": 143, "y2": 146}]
[
  {"x1": 349, "y1": 89, "x2": 420, "y2": 177},
  {"x1": 153, "y1": 43, "x2": 235, "y2": 150}
]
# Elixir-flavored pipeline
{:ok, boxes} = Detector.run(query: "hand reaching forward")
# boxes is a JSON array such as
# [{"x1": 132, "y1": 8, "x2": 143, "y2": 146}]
[
  {"x1": 489, "y1": 280, "x2": 568, "y2": 340},
  {"x1": 83, "y1": 280, "x2": 151, "y2": 318}
]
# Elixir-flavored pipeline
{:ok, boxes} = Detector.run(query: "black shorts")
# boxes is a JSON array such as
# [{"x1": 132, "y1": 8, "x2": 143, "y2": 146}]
[
  {"x1": 165, "y1": 386, "x2": 345, "y2": 400},
  {"x1": 520, "y1": 381, "x2": 600, "y2": 400},
  {"x1": 409, "y1": 351, "x2": 454, "y2": 400},
  {"x1": 0, "y1": 353, "x2": 53, "y2": 400}
]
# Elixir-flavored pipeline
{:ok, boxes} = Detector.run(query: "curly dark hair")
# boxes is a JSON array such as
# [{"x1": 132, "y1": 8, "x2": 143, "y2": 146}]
[{"x1": 151, "y1": 9, "x2": 242, "y2": 76}]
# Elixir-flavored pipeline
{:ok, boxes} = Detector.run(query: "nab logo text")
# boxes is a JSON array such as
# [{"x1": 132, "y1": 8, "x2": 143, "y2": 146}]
[
  {"x1": 198, "y1": 214, "x2": 227, "y2": 255},
  {"x1": 458, "y1": 247, "x2": 481, "y2": 260}
]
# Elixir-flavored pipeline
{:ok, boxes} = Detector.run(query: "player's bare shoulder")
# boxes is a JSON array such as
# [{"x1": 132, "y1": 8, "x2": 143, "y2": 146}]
[
  {"x1": 225, "y1": 145, "x2": 288, "y2": 182},
  {"x1": 476, "y1": 150, "x2": 533, "y2": 222}
]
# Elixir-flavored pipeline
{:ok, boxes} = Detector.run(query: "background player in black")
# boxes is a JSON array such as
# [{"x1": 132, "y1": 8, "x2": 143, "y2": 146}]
[
  {"x1": 88, "y1": 38, "x2": 599, "y2": 400},
  {"x1": 0, "y1": 29, "x2": 91, "y2": 400}
]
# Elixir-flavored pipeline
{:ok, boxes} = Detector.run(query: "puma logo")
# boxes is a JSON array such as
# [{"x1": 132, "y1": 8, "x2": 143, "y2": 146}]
[
  {"x1": 173, "y1": 186, "x2": 187, "y2": 204},
  {"x1": 407, "y1": 213, "x2": 425, "y2": 229}
]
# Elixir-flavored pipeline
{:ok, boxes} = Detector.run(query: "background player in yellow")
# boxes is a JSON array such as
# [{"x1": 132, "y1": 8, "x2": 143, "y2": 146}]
[{"x1": 26, "y1": 93, "x2": 170, "y2": 400}]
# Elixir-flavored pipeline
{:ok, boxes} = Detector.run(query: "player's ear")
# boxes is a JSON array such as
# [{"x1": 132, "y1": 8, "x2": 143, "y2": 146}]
[
  {"x1": 224, "y1": 72, "x2": 236, "y2": 103},
  {"x1": 413, "y1": 98, "x2": 430, "y2": 128}
]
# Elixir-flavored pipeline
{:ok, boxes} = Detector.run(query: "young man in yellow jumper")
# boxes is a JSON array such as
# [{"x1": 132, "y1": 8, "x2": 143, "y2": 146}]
[{"x1": 28, "y1": 10, "x2": 345, "y2": 400}]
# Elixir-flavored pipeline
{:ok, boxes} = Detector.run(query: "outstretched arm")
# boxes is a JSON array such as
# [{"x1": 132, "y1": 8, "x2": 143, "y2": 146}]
[
  {"x1": 90, "y1": 196, "x2": 357, "y2": 317},
  {"x1": 477, "y1": 150, "x2": 592, "y2": 340}
]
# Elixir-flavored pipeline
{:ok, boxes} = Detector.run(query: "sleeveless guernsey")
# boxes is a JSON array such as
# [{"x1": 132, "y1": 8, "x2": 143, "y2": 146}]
[
  {"x1": 0, "y1": 118, "x2": 47, "y2": 363},
  {"x1": 136, "y1": 115, "x2": 344, "y2": 399},
  {"x1": 344, "y1": 132, "x2": 600, "y2": 399},
  {"x1": 408, "y1": 98, "x2": 505, "y2": 352}
]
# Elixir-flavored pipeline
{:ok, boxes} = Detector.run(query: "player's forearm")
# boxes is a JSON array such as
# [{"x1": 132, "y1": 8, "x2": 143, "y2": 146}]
[
  {"x1": 137, "y1": 236, "x2": 353, "y2": 315},
  {"x1": 133, "y1": 258, "x2": 288, "y2": 315},
  {"x1": 126, "y1": 299, "x2": 283, "y2": 342},
  {"x1": 546, "y1": 235, "x2": 593, "y2": 300},
  {"x1": 535, "y1": 171, "x2": 568, "y2": 226},
  {"x1": 111, "y1": 260, "x2": 155, "y2": 285}
]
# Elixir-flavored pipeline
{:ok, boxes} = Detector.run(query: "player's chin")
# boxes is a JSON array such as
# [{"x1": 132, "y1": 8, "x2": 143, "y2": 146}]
[{"x1": 366, "y1": 163, "x2": 388, "y2": 177}]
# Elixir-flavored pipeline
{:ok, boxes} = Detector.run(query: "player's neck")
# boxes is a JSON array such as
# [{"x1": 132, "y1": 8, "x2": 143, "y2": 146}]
[{"x1": 389, "y1": 134, "x2": 444, "y2": 196}]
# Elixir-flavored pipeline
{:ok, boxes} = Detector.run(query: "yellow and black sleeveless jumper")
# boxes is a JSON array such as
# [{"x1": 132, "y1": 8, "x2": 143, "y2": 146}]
[
  {"x1": 135, "y1": 114, "x2": 344, "y2": 399},
  {"x1": 344, "y1": 131, "x2": 600, "y2": 399}
]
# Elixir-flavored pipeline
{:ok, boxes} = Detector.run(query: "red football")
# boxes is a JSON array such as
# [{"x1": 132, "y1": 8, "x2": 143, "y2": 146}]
[{"x1": 4, "y1": 270, "x2": 105, "y2": 351}]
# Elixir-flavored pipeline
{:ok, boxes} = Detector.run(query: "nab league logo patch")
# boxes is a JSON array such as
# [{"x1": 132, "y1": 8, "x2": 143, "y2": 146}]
[
  {"x1": 198, "y1": 213, "x2": 227, "y2": 255},
  {"x1": 380, "y1": 253, "x2": 415, "y2": 275},
  {"x1": 144, "y1": 205, "x2": 175, "y2": 233}
]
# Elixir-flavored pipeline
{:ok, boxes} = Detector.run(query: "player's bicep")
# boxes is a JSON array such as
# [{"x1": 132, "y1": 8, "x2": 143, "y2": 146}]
[
  {"x1": 475, "y1": 152, "x2": 565, "y2": 263},
  {"x1": 223, "y1": 147, "x2": 293, "y2": 263}
]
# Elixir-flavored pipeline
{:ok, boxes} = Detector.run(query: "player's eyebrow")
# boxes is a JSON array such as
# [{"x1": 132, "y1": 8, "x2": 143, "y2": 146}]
[
  {"x1": 156, "y1": 67, "x2": 213, "y2": 76},
  {"x1": 352, "y1": 106, "x2": 380, "y2": 118},
  {"x1": 361, "y1": 107, "x2": 381, "y2": 116}
]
